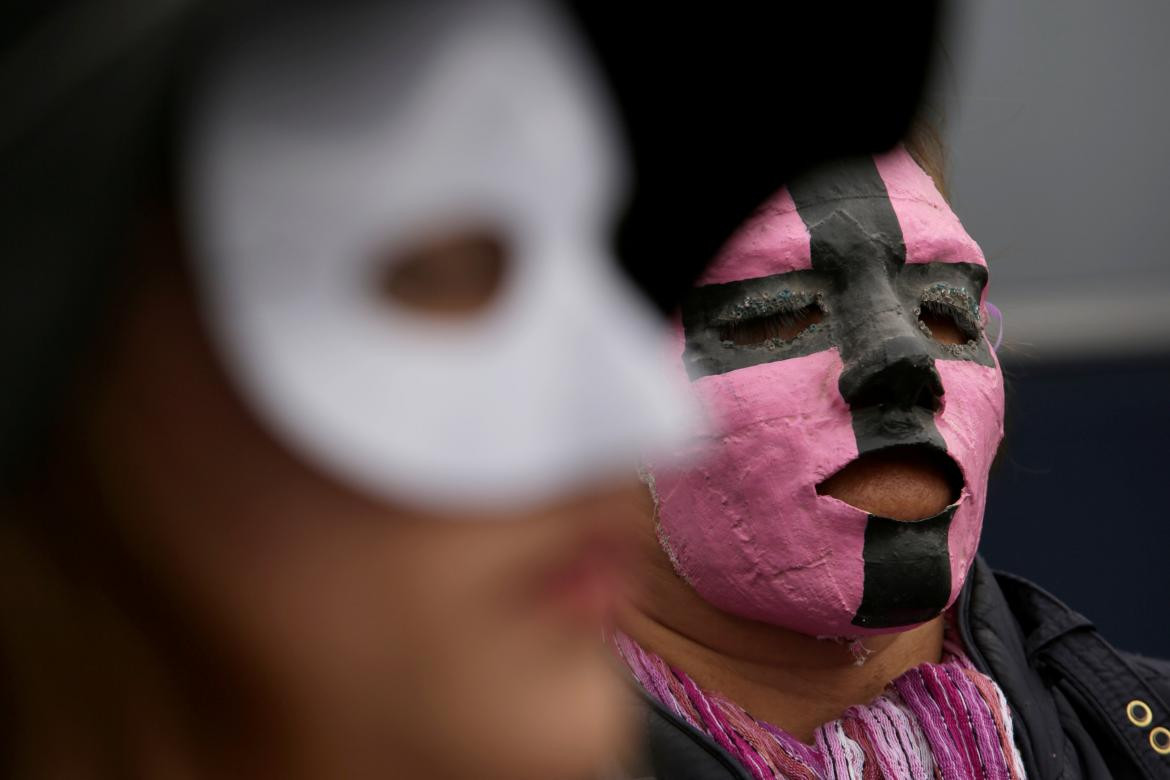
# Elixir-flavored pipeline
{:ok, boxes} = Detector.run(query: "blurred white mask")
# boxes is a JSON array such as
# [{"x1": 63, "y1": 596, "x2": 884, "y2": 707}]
[{"x1": 184, "y1": 0, "x2": 694, "y2": 511}]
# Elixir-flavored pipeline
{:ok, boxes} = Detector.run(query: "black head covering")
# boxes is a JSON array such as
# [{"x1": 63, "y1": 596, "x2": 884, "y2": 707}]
[{"x1": 0, "y1": 0, "x2": 944, "y2": 484}]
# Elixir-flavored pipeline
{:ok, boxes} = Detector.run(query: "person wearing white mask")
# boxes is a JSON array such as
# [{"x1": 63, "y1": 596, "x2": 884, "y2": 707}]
[{"x1": 0, "y1": 3, "x2": 692, "y2": 778}]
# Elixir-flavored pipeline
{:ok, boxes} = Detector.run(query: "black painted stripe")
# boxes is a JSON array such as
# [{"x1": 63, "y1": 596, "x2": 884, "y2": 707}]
[
  {"x1": 788, "y1": 156, "x2": 905, "y2": 277},
  {"x1": 679, "y1": 270, "x2": 834, "y2": 379},
  {"x1": 788, "y1": 159, "x2": 956, "y2": 627},
  {"x1": 788, "y1": 158, "x2": 949, "y2": 451},
  {"x1": 851, "y1": 505, "x2": 956, "y2": 629},
  {"x1": 679, "y1": 262, "x2": 994, "y2": 381}
]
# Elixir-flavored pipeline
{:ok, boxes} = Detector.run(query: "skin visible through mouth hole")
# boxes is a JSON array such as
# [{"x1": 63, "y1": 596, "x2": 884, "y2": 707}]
[{"x1": 816, "y1": 446, "x2": 961, "y2": 521}]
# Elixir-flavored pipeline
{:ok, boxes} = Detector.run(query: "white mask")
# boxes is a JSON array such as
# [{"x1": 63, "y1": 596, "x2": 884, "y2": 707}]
[{"x1": 183, "y1": 0, "x2": 694, "y2": 511}]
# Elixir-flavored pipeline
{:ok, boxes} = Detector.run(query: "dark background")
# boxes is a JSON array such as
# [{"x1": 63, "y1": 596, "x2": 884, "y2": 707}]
[
  {"x1": 985, "y1": 355, "x2": 1170, "y2": 658},
  {"x1": 940, "y1": 1, "x2": 1170, "y2": 657}
]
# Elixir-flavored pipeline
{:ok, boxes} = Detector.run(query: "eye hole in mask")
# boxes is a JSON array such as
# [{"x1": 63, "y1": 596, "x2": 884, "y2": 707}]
[
  {"x1": 718, "y1": 299, "x2": 826, "y2": 346},
  {"x1": 917, "y1": 285, "x2": 981, "y2": 347},
  {"x1": 377, "y1": 226, "x2": 509, "y2": 320}
]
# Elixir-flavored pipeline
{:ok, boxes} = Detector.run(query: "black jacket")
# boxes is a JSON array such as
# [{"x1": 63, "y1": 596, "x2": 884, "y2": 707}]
[{"x1": 632, "y1": 558, "x2": 1170, "y2": 779}]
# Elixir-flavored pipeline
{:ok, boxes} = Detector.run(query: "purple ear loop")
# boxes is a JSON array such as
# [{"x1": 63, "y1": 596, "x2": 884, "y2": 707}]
[{"x1": 985, "y1": 301, "x2": 1004, "y2": 352}]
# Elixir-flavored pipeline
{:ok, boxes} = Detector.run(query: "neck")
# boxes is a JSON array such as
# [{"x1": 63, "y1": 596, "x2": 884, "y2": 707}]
[
  {"x1": 1, "y1": 522, "x2": 226, "y2": 778},
  {"x1": 0, "y1": 493, "x2": 327, "y2": 779},
  {"x1": 0, "y1": 499, "x2": 449, "y2": 780},
  {"x1": 619, "y1": 529, "x2": 944, "y2": 743}
]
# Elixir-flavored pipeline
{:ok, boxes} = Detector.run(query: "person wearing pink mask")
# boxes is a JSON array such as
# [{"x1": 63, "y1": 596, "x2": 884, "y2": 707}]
[{"x1": 614, "y1": 134, "x2": 1170, "y2": 779}]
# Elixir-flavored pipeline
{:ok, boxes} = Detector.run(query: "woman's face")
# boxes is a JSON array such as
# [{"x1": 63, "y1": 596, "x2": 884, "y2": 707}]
[
  {"x1": 80, "y1": 6, "x2": 692, "y2": 775},
  {"x1": 81, "y1": 239, "x2": 644, "y2": 779},
  {"x1": 645, "y1": 148, "x2": 1006, "y2": 639}
]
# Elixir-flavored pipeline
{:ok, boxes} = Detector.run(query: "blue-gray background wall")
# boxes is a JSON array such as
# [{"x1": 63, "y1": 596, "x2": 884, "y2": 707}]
[{"x1": 939, "y1": 1, "x2": 1169, "y2": 657}]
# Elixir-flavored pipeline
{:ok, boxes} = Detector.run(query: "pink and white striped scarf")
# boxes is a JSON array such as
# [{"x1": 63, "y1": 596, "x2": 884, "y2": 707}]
[{"x1": 613, "y1": 624, "x2": 1026, "y2": 779}]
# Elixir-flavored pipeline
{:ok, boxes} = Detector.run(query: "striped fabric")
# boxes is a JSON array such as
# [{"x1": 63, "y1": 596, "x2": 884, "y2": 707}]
[{"x1": 613, "y1": 622, "x2": 1027, "y2": 779}]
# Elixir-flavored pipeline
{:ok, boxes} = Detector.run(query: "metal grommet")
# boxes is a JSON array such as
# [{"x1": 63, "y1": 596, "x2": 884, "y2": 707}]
[
  {"x1": 1128, "y1": 699, "x2": 1154, "y2": 728},
  {"x1": 1152, "y1": 726, "x2": 1170, "y2": 756}
]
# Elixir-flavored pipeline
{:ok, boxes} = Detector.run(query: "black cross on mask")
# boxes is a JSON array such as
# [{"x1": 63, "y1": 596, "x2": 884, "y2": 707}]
[{"x1": 673, "y1": 156, "x2": 998, "y2": 629}]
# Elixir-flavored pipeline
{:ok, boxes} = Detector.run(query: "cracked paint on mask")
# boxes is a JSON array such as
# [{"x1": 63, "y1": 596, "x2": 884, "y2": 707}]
[{"x1": 647, "y1": 146, "x2": 1005, "y2": 637}]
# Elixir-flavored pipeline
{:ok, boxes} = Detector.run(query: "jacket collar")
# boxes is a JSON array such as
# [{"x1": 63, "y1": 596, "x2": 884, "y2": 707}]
[{"x1": 956, "y1": 557, "x2": 1075, "y2": 778}]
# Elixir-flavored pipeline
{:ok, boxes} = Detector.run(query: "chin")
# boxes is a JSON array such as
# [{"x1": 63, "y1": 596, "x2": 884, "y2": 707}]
[{"x1": 462, "y1": 644, "x2": 634, "y2": 780}]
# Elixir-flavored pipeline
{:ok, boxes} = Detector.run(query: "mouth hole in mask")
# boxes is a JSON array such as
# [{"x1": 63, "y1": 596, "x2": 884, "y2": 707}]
[
  {"x1": 718, "y1": 299, "x2": 825, "y2": 346},
  {"x1": 375, "y1": 226, "x2": 508, "y2": 319},
  {"x1": 917, "y1": 285, "x2": 980, "y2": 349},
  {"x1": 816, "y1": 444, "x2": 963, "y2": 521}
]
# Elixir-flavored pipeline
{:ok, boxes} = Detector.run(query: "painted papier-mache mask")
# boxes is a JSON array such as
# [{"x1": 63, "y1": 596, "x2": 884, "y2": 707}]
[{"x1": 648, "y1": 147, "x2": 1005, "y2": 637}]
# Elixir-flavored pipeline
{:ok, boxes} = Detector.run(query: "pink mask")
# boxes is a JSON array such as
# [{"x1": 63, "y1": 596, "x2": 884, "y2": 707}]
[{"x1": 647, "y1": 147, "x2": 1005, "y2": 637}]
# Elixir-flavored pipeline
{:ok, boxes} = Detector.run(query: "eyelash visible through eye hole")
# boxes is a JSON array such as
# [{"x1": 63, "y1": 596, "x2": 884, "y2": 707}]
[
  {"x1": 718, "y1": 300, "x2": 826, "y2": 346},
  {"x1": 917, "y1": 296, "x2": 980, "y2": 347}
]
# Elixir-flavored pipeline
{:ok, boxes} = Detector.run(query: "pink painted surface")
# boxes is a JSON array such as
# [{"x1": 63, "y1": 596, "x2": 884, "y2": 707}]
[
  {"x1": 650, "y1": 350, "x2": 870, "y2": 636},
  {"x1": 696, "y1": 188, "x2": 811, "y2": 285},
  {"x1": 873, "y1": 148, "x2": 988, "y2": 295},
  {"x1": 648, "y1": 146, "x2": 1005, "y2": 638},
  {"x1": 933, "y1": 358, "x2": 1006, "y2": 601}
]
